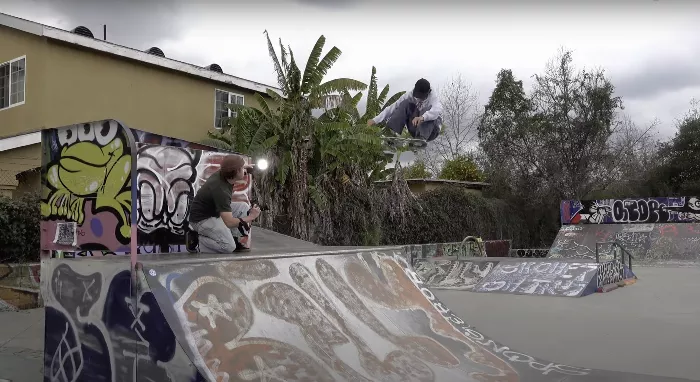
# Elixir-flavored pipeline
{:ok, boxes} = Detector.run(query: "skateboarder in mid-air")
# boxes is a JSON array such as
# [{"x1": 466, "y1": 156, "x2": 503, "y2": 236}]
[
  {"x1": 367, "y1": 78, "x2": 443, "y2": 142},
  {"x1": 187, "y1": 154, "x2": 261, "y2": 253}
]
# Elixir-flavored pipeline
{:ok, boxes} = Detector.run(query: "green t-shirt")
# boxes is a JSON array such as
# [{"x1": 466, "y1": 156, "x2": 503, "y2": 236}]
[{"x1": 188, "y1": 170, "x2": 232, "y2": 223}]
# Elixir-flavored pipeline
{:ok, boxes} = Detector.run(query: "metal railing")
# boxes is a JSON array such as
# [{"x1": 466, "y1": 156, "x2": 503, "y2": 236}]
[
  {"x1": 595, "y1": 241, "x2": 634, "y2": 272},
  {"x1": 460, "y1": 236, "x2": 486, "y2": 258}
]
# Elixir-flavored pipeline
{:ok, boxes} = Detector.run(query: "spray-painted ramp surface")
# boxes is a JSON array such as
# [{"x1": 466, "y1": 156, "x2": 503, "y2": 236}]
[
  {"x1": 549, "y1": 223, "x2": 700, "y2": 265},
  {"x1": 138, "y1": 248, "x2": 691, "y2": 381}
]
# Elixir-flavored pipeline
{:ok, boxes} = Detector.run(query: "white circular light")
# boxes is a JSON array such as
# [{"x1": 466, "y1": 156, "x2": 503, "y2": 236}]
[{"x1": 256, "y1": 158, "x2": 269, "y2": 170}]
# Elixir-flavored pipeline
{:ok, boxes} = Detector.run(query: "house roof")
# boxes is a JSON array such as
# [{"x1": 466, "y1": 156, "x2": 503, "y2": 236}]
[{"x1": 0, "y1": 12, "x2": 282, "y2": 96}]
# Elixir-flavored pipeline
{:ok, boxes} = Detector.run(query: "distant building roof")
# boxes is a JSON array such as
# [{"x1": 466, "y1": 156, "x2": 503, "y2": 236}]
[
  {"x1": 374, "y1": 178, "x2": 491, "y2": 189},
  {"x1": 0, "y1": 12, "x2": 282, "y2": 96}
]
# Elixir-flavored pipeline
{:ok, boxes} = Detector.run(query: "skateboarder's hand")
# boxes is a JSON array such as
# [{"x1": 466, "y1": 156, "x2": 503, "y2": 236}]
[
  {"x1": 412, "y1": 116, "x2": 424, "y2": 126},
  {"x1": 367, "y1": 119, "x2": 375, "y2": 126}
]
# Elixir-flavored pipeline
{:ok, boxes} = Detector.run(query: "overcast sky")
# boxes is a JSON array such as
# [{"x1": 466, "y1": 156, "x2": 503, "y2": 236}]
[{"x1": 2, "y1": 0, "x2": 699, "y2": 141}]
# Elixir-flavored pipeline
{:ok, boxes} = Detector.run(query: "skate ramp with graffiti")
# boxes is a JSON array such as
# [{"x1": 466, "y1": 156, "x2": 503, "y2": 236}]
[
  {"x1": 413, "y1": 258, "x2": 499, "y2": 290},
  {"x1": 414, "y1": 257, "x2": 633, "y2": 297},
  {"x1": 472, "y1": 258, "x2": 632, "y2": 297},
  {"x1": 549, "y1": 223, "x2": 700, "y2": 265},
  {"x1": 553, "y1": 198, "x2": 700, "y2": 266},
  {"x1": 41, "y1": 248, "x2": 692, "y2": 381}
]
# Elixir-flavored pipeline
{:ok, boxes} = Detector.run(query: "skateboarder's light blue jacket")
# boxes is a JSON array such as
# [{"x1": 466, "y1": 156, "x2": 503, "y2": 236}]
[{"x1": 371, "y1": 89, "x2": 443, "y2": 125}]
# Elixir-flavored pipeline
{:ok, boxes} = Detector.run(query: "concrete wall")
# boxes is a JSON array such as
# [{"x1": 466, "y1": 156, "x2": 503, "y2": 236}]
[{"x1": 0, "y1": 263, "x2": 41, "y2": 312}]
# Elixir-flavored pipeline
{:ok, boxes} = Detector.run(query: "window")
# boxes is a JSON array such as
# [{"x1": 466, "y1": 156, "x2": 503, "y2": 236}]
[
  {"x1": 214, "y1": 89, "x2": 244, "y2": 129},
  {"x1": 0, "y1": 56, "x2": 26, "y2": 110}
]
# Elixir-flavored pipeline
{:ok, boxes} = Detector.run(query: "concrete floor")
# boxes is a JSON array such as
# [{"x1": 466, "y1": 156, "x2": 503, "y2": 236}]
[
  {"x1": 0, "y1": 309, "x2": 43, "y2": 382},
  {"x1": 435, "y1": 266, "x2": 700, "y2": 381},
  {"x1": 2, "y1": 267, "x2": 699, "y2": 381}
]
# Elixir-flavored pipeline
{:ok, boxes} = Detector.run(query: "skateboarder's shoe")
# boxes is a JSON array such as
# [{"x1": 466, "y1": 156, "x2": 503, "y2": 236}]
[
  {"x1": 234, "y1": 237, "x2": 250, "y2": 252},
  {"x1": 186, "y1": 225, "x2": 199, "y2": 253}
]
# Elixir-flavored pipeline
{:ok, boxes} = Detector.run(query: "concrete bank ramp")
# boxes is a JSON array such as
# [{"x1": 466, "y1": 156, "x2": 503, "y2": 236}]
[
  {"x1": 413, "y1": 257, "x2": 498, "y2": 290},
  {"x1": 415, "y1": 257, "x2": 635, "y2": 297},
  {"x1": 41, "y1": 248, "x2": 687, "y2": 381},
  {"x1": 549, "y1": 223, "x2": 700, "y2": 265},
  {"x1": 133, "y1": 248, "x2": 681, "y2": 381}
]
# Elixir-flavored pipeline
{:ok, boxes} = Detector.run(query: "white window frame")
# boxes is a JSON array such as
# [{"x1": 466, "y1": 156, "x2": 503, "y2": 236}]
[
  {"x1": 0, "y1": 55, "x2": 26, "y2": 111},
  {"x1": 214, "y1": 89, "x2": 244, "y2": 129}
]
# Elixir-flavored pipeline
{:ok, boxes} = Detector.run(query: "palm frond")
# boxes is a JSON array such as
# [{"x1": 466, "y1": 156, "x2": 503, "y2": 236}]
[
  {"x1": 301, "y1": 35, "x2": 326, "y2": 94},
  {"x1": 199, "y1": 138, "x2": 235, "y2": 152},
  {"x1": 263, "y1": 30, "x2": 288, "y2": 95},
  {"x1": 314, "y1": 78, "x2": 367, "y2": 99},
  {"x1": 287, "y1": 48, "x2": 302, "y2": 96},
  {"x1": 279, "y1": 38, "x2": 289, "y2": 74},
  {"x1": 377, "y1": 84, "x2": 390, "y2": 109},
  {"x1": 382, "y1": 91, "x2": 406, "y2": 111},
  {"x1": 366, "y1": 66, "x2": 379, "y2": 113},
  {"x1": 311, "y1": 46, "x2": 342, "y2": 89}
]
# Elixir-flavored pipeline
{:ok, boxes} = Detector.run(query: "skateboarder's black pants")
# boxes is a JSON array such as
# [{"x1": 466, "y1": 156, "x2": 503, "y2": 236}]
[{"x1": 386, "y1": 98, "x2": 442, "y2": 142}]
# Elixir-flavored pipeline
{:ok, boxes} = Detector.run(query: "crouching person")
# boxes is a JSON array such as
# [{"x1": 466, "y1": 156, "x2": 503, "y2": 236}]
[{"x1": 188, "y1": 154, "x2": 261, "y2": 253}]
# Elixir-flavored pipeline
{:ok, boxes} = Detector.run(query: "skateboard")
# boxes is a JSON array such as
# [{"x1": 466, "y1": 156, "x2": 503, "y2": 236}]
[{"x1": 381, "y1": 137, "x2": 427, "y2": 157}]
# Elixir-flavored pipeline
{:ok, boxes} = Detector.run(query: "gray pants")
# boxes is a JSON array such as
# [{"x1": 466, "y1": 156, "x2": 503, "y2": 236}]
[
  {"x1": 386, "y1": 98, "x2": 442, "y2": 142},
  {"x1": 190, "y1": 201, "x2": 249, "y2": 253}
]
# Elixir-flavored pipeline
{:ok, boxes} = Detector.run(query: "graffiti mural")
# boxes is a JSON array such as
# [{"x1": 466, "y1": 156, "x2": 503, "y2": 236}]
[
  {"x1": 42, "y1": 259, "x2": 204, "y2": 381},
  {"x1": 561, "y1": 197, "x2": 700, "y2": 225},
  {"x1": 596, "y1": 260, "x2": 624, "y2": 288},
  {"x1": 136, "y1": 146, "x2": 252, "y2": 252},
  {"x1": 40, "y1": 119, "x2": 251, "y2": 256},
  {"x1": 414, "y1": 259, "x2": 498, "y2": 290},
  {"x1": 473, "y1": 261, "x2": 600, "y2": 297},
  {"x1": 549, "y1": 223, "x2": 700, "y2": 263},
  {"x1": 509, "y1": 249, "x2": 549, "y2": 258},
  {"x1": 142, "y1": 249, "x2": 616, "y2": 381},
  {"x1": 41, "y1": 120, "x2": 134, "y2": 252}
]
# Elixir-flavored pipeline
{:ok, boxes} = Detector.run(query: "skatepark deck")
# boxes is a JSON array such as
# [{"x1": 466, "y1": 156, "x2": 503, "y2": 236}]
[{"x1": 40, "y1": 247, "x2": 694, "y2": 381}]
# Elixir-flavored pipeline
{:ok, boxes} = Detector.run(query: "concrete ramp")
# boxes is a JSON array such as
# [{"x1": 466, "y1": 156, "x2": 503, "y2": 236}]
[
  {"x1": 415, "y1": 257, "x2": 634, "y2": 297},
  {"x1": 549, "y1": 223, "x2": 700, "y2": 265},
  {"x1": 251, "y1": 227, "x2": 320, "y2": 251},
  {"x1": 41, "y1": 248, "x2": 686, "y2": 381},
  {"x1": 413, "y1": 258, "x2": 499, "y2": 290}
]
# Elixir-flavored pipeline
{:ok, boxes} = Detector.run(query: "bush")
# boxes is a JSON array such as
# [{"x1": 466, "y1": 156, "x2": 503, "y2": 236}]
[
  {"x1": 379, "y1": 186, "x2": 529, "y2": 247},
  {"x1": 0, "y1": 192, "x2": 41, "y2": 263},
  {"x1": 402, "y1": 161, "x2": 432, "y2": 179},
  {"x1": 439, "y1": 155, "x2": 485, "y2": 182}
]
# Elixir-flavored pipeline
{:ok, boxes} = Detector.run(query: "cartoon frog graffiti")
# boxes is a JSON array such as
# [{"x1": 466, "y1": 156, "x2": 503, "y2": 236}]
[{"x1": 42, "y1": 120, "x2": 132, "y2": 242}]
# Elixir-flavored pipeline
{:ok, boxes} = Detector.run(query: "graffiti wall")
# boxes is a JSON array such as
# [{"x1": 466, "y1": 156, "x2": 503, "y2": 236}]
[
  {"x1": 41, "y1": 120, "x2": 135, "y2": 253},
  {"x1": 136, "y1": 144, "x2": 252, "y2": 252},
  {"x1": 561, "y1": 197, "x2": 700, "y2": 225},
  {"x1": 0, "y1": 263, "x2": 41, "y2": 311},
  {"x1": 40, "y1": 119, "x2": 251, "y2": 257},
  {"x1": 473, "y1": 261, "x2": 600, "y2": 297},
  {"x1": 596, "y1": 260, "x2": 625, "y2": 288},
  {"x1": 549, "y1": 223, "x2": 700, "y2": 263},
  {"x1": 42, "y1": 258, "x2": 204, "y2": 381},
  {"x1": 414, "y1": 259, "x2": 499, "y2": 290},
  {"x1": 141, "y1": 249, "x2": 602, "y2": 381}
]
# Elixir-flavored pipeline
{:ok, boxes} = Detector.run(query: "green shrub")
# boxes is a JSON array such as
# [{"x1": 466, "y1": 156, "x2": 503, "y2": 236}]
[
  {"x1": 0, "y1": 192, "x2": 41, "y2": 263},
  {"x1": 402, "y1": 161, "x2": 432, "y2": 179},
  {"x1": 438, "y1": 155, "x2": 485, "y2": 182}
]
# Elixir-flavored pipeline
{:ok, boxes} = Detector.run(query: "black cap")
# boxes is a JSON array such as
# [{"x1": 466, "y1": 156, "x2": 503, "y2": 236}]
[{"x1": 413, "y1": 78, "x2": 431, "y2": 99}]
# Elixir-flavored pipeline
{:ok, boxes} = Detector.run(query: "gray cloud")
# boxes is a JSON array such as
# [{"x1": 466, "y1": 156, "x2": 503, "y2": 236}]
[
  {"x1": 613, "y1": 56, "x2": 700, "y2": 101},
  {"x1": 1, "y1": 0, "x2": 189, "y2": 50}
]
